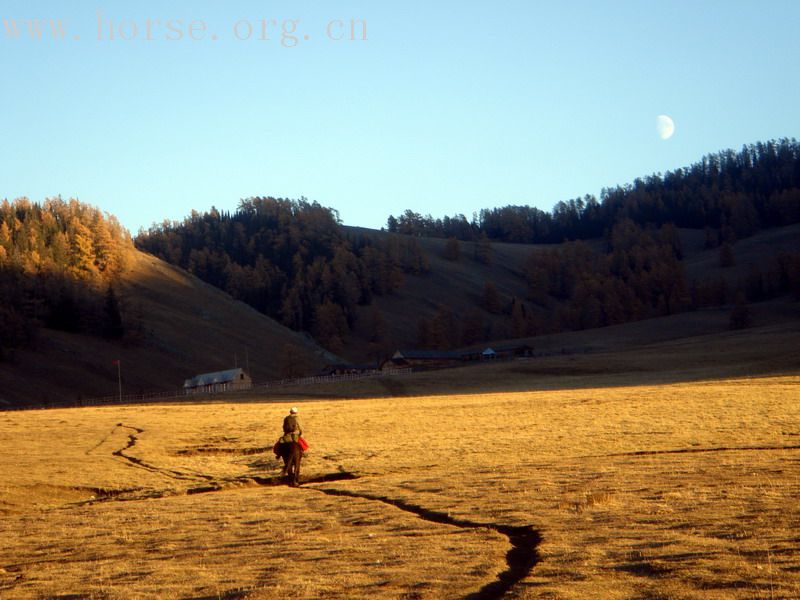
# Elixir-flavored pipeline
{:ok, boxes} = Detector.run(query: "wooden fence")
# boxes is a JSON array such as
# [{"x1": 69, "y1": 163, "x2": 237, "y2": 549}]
[{"x1": 70, "y1": 368, "x2": 413, "y2": 408}]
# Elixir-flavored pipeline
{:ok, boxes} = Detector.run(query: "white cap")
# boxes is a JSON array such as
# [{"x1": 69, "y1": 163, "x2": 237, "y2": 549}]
[{"x1": 290, "y1": 407, "x2": 298, "y2": 414}]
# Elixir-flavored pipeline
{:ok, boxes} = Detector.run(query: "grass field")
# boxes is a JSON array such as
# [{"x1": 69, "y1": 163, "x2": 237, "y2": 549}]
[{"x1": 2, "y1": 358, "x2": 799, "y2": 598}]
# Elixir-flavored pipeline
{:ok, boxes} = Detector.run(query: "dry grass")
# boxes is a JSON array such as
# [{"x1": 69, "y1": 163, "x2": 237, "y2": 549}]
[{"x1": 1, "y1": 370, "x2": 799, "y2": 598}]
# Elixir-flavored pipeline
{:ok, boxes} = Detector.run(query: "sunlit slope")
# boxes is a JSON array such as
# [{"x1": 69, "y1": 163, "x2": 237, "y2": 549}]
[{"x1": 0, "y1": 250, "x2": 335, "y2": 407}]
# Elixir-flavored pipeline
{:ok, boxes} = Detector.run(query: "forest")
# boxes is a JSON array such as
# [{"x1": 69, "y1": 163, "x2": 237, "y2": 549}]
[
  {"x1": 0, "y1": 198, "x2": 132, "y2": 358},
  {"x1": 3, "y1": 140, "x2": 799, "y2": 361},
  {"x1": 135, "y1": 197, "x2": 429, "y2": 353},
  {"x1": 387, "y1": 139, "x2": 800, "y2": 244}
]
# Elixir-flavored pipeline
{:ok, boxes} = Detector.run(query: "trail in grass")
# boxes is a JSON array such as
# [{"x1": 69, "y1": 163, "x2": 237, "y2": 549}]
[
  {"x1": 110, "y1": 423, "x2": 216, "y2": 482},
  {"x1": 100, "y1": 424, "x2": 541, "y2": 599},
  {"x1": 600, "y1": 444, "x2": 800, "y2": 458},
  {"x1": 306, "y1": 485, "x2": 541, "y2": 600}
]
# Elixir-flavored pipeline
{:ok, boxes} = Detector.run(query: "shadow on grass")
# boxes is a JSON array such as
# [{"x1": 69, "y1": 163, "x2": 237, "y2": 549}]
[{"x1": 307, "y1": 485, "x2": 541, "y2": 600}]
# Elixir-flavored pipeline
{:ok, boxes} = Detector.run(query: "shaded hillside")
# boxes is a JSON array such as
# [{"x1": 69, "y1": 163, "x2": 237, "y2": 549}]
[
  {"x1": 0, "y1": 250, "x2": 336, "y2": 407},
  {"x1": 341, "y1": 224, "x2": 800, "y2": 360},
  {"x1": 682, "y1": 223, "x2": 800, "y2": 290},
  {"x1": 341, "y1": 229, "x2": 537, "y2": 359}
]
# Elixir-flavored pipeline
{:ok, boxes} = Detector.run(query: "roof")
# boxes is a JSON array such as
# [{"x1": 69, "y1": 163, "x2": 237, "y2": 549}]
[
  {"x1": 492, "y1": 344, "x2": 533, "y2": 353},
  {"x1": 392, "y1": 350, "x2": 463, "y2": 361},
  {"x1": 184, "y1": 368, "x2": 247, "y2": 388}
]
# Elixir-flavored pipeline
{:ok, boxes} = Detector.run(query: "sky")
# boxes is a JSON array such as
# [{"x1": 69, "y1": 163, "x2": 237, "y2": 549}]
[{"x1": 2, "y1": 1, "x2": 799, "y2": 234}]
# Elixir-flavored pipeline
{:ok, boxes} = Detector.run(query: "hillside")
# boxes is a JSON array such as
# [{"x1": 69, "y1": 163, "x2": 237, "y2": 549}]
[
  {"x1": 131, "y1": 140, "x2": 800, "y2": 363},
  {"x1": 0, "y1": 250, "x2": 336, "y2": 407},
  {"x1": 341, "y1": 223, "x2": 800, "y2": 360},
  {"x1": 342, "y1": 228, "x2": 538, "y2": 358},
  {"x1": 3, "y1": 216, "x2": 797, "y2": 408}
]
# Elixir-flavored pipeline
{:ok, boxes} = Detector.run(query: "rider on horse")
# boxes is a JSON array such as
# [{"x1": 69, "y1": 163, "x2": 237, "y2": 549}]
[
  {"x1": 281, "y1": 406, "x2": 302, "y2": 443},
  {"x1": 275, "y1": 407, "x2": 305, "y2": 480}
]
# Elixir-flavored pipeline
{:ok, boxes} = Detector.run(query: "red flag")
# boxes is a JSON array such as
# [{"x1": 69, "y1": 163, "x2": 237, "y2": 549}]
[{"x1": 112, "y1": 360, "x2": 120, "y2": 365}]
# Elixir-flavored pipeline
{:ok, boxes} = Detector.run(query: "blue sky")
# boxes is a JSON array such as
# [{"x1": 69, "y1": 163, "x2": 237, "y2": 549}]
[{"x1": 2, "y1": 1, "x2": 798, "y2": 234}]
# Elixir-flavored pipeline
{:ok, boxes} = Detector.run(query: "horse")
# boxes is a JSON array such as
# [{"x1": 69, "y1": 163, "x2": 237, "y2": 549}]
[{"x1": 275, "y1": 441, "x2": 303, "y2": 487}]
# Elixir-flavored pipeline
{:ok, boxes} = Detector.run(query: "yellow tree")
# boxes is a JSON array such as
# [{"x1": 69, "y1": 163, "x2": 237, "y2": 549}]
[{"x1": 67, "y1": 217, "x2": 97, "y2": 278}]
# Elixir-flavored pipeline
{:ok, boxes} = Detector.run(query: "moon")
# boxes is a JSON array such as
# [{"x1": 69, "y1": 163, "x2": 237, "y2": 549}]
[{"x1": 656, "y1": 115, "x2": 675, "y2": 140}]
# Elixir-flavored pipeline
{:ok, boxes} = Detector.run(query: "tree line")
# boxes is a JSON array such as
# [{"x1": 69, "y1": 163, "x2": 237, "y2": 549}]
[
  {"x1": 0, "y1": 197, "x2": 133, "y2": 358},
  {"x1": 135, "y1": 197, "x2": 429, "y2": 353},
  {"x1": 387, "y1": 138, "x2": 800, "y2": 243}
]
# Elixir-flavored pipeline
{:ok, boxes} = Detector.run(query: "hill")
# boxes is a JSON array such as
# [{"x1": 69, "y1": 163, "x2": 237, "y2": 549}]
[
  {"x1": 2, "y1": 200, "x2": 798, "y2": 407},
  {"x1": 131, "y1": 141, "x2": 800, "y2": 362},
  {"x1": 0, "y1": 249, "x2": 335, "y2": 407},
  {"x1": 340, "y1": 223, "x2": 800, "y2": 360}
]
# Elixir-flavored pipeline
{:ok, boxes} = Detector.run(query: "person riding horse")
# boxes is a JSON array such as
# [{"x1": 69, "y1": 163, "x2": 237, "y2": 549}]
[{"x1": 275, "y1": 407, "x2": 305, "y2": 485}]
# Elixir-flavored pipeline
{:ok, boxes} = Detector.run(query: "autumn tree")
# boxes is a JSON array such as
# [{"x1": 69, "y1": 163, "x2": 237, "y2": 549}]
[
  {"x1": 442, "y1": 237, "x2": 460, "y2": 261},
  {"x1": 474, "y1": 232, "x2": 493, "y2": 265},
  {"x1": 0, "y1": 197, "x2": 133, "y2": 356},
  {"x1": 312, "y1": 300, "x2": 349, "y2": 354}
]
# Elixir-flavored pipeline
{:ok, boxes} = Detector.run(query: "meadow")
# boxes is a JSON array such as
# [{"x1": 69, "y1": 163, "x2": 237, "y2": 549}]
[{"x1": 1, "y1": 363, "x2": 799, "y2": 598}]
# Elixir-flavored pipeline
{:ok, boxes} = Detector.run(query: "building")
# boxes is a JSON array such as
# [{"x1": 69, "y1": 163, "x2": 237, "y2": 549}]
[
  {"x1": 381, "y1": 349, "x2": 464, "y2": 371},
  {"x1": 183, "y1": 368, "x2": 252, "y2": 395},
  {"x1": 321, "y1": 363, "x2": 379, "y2": 376},
  {"x1": 492, "y1": 344, "x2": 534, "y2": 359}
]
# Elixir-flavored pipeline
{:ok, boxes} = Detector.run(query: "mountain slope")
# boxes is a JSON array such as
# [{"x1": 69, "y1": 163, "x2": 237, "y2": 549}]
[
  {"x1": 0, "y1": 250, "x2": 336, "y2": 407},
  {"x1": 342, "y1": 224, "x2": 800, "y2": 360}
]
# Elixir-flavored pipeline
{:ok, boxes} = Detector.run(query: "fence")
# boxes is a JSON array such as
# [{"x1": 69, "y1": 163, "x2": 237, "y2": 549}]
[{"x1": 71, "y1": 367, "x2": 413, "y2": 408}]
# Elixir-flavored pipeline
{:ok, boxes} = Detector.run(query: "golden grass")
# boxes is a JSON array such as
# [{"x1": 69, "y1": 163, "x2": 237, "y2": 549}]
[{"x1": 1, "y1": 374, "x2": 799, "y2": 598}]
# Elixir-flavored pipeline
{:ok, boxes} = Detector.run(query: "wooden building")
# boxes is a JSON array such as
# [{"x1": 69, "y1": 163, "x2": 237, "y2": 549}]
[
  {"x1": 321, "y1": 363, "x2": 379, "y2": 376},
  {"x1": 381, "y1": 350, "x2": 464, "y2": 371},
  {"x1": 183, "y1": 368, "x2": 252, "y2": 395}
]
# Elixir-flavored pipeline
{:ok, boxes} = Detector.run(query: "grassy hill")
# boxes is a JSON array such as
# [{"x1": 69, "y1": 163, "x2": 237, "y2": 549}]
[
  {"x1": 3, "y1": 219, "x2": 797, "y2": 408},
  {"x1": 682, "y1": 222, "x2": 800, "y2": 285},
  {"x1": 343, "y1": 228, "x2": 540, "y2": 359},
  {"x1": 0, "y1": 250, "x2": 336, "y2": 408},
  {"x1": 342, "y1": 223, "x2": 800, "y2": 360}
]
